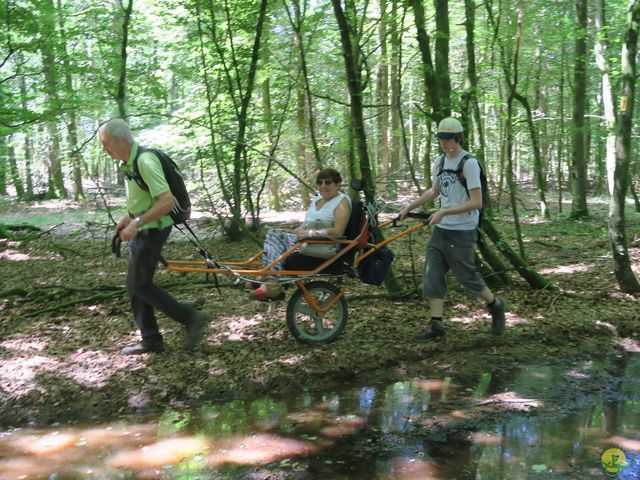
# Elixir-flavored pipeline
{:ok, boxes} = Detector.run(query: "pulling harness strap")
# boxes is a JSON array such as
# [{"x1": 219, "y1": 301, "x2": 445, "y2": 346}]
[{"x1": 173, "y1": 221, "x2": 222, "y2": 294}]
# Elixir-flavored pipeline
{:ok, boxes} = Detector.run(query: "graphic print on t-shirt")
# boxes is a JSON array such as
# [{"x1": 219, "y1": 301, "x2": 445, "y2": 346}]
[{"x1": 438, "y1": 169, "x2": 459, "y2": 198}]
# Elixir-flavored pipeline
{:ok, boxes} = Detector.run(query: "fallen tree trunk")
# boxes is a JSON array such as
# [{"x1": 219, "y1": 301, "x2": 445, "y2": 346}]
[{"x1": 481, "y1": 219, "x2": 555, "y2": 290}]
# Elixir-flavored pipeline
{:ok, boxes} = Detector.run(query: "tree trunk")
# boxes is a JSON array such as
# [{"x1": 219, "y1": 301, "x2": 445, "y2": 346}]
[
  {"x1": 15, "y1": 52, "x2": 34, "y2": 198},
  {"x1": 411, "y1": 0, "x2": 443, "y2": 121},
  {"x1": 513, "y1": 92, "x2": 549, "y2": 218},
  {"x1": 608, "y1": 0, "x2": 640, "y2": 293},
  {"x1": 486, "y1": 0, "x2": 527, "y2": 258},
  {"x1": 557, "y1": 35, "x2": 567, "y2": 213},
  {"x1": 376, "y1": 0, "x2": 390, "y2": 196},
  {"x1": 0, "y1": 139, "x2": 7, "y2": 195},
  {"x1": 296, "y1": 81, "x2": 310, "y2": 208},
  {"x1": 331, "y1": 0, "x2": 403, "y2": 293},
  {"x1": 594, "y1": 0, "x2": 617, "y2": 196},
  {"x1": 7, "y1": 144, "x2": 24, "y2": 198},
  {"x1": 482, "y1": 219, "x2": 554, "y2": 290},
  {"x1": 286, "y1": 0, "x2": 323, "y2": 168},
  {"x1": 263, "y1": 77, "x2": 282, "y2": 212},
  {"x1": 40, "y1": 0, "x2": 66, "y2": 199},
  {"x1": 570, "y1": 0, "x2": 589, "y2": 219},
  {"x1": 229, "y1": 0, "x2": 269, "y2": 240},
  {"x1": 57, "y1": 0, "x2": 84, "y2": 201},
  {"x1": 433, "y1": 0, "x2": 451, "y2": 118},
  {"x1": 476, "y1": 231, "x2": 510, "y2": 286},
  {"x1": 116, "y1": 0, "x2": 133, "y2": 119},
  {"x1": 462, "y1": 0, "x2": 489, "y2": 213},
  {"x1": 389, "y1": 0, "x2": 402, "y2": 197}
]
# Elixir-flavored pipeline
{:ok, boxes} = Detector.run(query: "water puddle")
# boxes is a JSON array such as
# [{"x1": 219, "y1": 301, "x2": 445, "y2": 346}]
[{"x1": 1, "y1": 354, "x2": 639, "y2": 479}]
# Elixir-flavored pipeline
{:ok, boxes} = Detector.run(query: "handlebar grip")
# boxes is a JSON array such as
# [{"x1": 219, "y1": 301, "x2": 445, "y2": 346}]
[
  {"x1": 392, "y1": 211, "x2": 431, "y2": 227},
  {"x1": 407, "y1": 212, "x2": 432, "y2": 221}
]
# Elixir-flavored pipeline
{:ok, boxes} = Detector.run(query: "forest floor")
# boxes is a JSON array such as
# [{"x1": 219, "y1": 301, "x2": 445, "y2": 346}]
[{"x1": 0, "y1": 194, "x2": 639, "y2": 429}]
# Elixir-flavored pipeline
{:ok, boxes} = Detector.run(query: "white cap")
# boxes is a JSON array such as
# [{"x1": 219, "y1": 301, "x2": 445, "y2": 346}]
[{"x1": 436, "y1": 117, "x2": 464, "y2": 138}]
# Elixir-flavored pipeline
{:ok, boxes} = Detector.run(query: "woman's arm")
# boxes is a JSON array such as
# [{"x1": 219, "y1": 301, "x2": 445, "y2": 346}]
[{"x1": 328, "y1": 197, "x2": 351, "y2": 237}]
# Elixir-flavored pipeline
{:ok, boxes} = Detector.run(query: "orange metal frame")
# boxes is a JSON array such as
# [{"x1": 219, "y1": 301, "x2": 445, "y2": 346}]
[
  {"x1": 166, "y1": 217, "x2": 428, "y2": 318},
  {"x1": 165, "y1": 218, "x2": 427, "y2": 279}
]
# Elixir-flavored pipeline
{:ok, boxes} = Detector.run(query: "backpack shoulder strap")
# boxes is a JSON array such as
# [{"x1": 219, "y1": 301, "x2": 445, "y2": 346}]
[
  {"x1": 455, "y1": 154, "x2": 471, "y2": 184},
  {"x1": 130, "y1": 146, "x2": 150, "y2": 191},
  {"x1": 436, "y1": 154, "x2": 446, "y2": 176},
  {"x1": 456, "y1": 154, "x2": 471, "y2": 172}
]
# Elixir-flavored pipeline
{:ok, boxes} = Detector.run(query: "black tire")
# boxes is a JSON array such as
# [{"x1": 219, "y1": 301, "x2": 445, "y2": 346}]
[{"x1": 286, "y1": 281, "x2": 348, "y2": 344}]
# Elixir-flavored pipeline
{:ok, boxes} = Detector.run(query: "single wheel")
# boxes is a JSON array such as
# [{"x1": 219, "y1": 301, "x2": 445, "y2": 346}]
[{"x1": 286, "y1": 281, "x2": 348, "y2": 344}]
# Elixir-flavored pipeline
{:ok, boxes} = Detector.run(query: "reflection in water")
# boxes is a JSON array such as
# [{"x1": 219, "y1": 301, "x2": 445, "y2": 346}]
[{"x1": 0, "y1": 355, "x2": 638, "y2": 479}]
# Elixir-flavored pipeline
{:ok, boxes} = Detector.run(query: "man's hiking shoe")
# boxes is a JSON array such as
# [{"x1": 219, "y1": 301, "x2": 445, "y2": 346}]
[
  {"x1": 412, "y1": 320, "x2": 446, "y2": 342},
  {"x1": 184, "y1": 312, "x2": 209, "y2": 350},
  {"x1": 489, "y1": 296, "x2": 506, "y2": 336},
  {"x1": 120, "y1": 343, "x2": 165, "y2": 356}
]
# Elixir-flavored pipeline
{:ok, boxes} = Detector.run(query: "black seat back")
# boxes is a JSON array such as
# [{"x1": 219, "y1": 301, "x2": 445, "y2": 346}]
[{"x1": 343, "y1": 200, "x2": 364, "y2": 241}]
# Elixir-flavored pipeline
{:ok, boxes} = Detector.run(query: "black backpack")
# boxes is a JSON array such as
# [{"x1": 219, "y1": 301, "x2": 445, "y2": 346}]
[
  {"x1": 437, "y1": 153, "x2": 488, "y2": 226},
  {"x1": 358, "y1": 246, "x2": 395, "y2": 286},
  {"x1": 127, "y1": 147, "x2": 192, "y2": 224}
]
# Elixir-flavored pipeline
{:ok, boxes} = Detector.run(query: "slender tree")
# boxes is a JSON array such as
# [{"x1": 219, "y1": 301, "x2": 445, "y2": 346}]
[
  {"x1": 569, "y1": 0, "x2": 589, "y2": 219},
  {"x1": 116, "y1": 0, "x2": 133, "y2": 119},
  {"x1": 375, "y1": 0, "x2": 390, "y2": 195},
  {"x1": 389, "y1": 0, "x2": 402, "y2": 195},
  {"x1": 284, "y1": 0, "x2": 323, "y2": 168},
  {"x1": 56, "y1": 0, "x2": 84, "y2": 200},
  {"x1": 608, "y1": 0, "x2": 640, "y2": 293},
  {"x1": 331, "y1": 0, "x2": 403, "y2": 292}
]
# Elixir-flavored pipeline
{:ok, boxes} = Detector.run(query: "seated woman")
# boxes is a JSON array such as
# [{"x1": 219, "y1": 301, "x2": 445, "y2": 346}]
[{"x1": 250, "y1": 168, "x2": 352, "y2": 300}]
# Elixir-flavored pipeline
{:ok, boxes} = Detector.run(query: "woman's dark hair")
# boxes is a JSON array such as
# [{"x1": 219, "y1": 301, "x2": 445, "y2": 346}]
[{"x1": 316, "y1": 168, "x2": 342, "y2": 184}]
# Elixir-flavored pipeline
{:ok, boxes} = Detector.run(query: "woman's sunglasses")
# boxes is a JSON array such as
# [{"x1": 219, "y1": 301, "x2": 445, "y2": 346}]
[{"x1": 316, "y1": 179, "x2": 335, "y2": 186}]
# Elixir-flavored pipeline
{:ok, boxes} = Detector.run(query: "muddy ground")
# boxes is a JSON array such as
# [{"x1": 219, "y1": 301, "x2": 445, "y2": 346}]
[{"x1": 0, "y1": 198, "x2": 639, "y2": 428}]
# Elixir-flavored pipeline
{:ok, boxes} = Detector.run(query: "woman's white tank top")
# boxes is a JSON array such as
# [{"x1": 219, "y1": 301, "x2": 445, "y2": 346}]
[{"x1": 304, "y1": 193, "x2": 350, "y2": 225}]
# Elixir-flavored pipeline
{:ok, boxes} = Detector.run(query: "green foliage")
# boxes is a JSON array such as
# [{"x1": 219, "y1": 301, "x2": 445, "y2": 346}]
[{"x1": 0, "y1": 0, "x2": 637, "y2": 236}]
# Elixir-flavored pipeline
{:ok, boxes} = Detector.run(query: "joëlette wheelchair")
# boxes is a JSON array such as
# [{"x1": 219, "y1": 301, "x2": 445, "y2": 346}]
[{"x1": 166, "y1": 185, "x2": 430, "y2": 345}]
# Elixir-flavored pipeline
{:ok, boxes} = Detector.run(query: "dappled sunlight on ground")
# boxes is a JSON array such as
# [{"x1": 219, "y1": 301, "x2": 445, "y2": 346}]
[
  {"x1": 0, "y1": 342, "x2": 145, "y2": 398},
  {"x1": 538, "y1": 263, "x2": 596, "y2": 275},
  {"x1": 449, "y1": 306, "x2": 530, "y2": 330},
  {"x1": 0, "y1": 338, "x2": 49, "y2": 353},
  {"x1": 62, "y1": 349, "x2": 122, "y2": 388},
  {"x1": 0, "y1": 249, "x2": 45, "y2": 261},
  {"x1": 27, "y1": 200, "x2": 85, "y2": 211},
  {"x1": 618, "y1": 338, "x2": 640, "y2": 353},
  {"x1": 260, "y1": 353, "x2": 305, "y2": 369},
  {"x1": 211, "y1": 315, "x2": 264, "y2": 342},
  {"x1": 0, "y1": 355, "x2": 61, "y2": 397},
  {"x1": 596, "y1": 320, "x2": 619, "y2": 335}
]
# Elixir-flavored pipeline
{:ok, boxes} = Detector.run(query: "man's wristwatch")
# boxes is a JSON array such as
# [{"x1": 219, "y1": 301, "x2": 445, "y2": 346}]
[{"x1": 134, "y1": 216, "x2": 144, "y2": 227}]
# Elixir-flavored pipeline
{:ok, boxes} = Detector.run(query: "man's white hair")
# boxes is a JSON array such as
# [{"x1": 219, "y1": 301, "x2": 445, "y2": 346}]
[{"x1": 100, "y1": 118, "x2": 134, "y2": 144}]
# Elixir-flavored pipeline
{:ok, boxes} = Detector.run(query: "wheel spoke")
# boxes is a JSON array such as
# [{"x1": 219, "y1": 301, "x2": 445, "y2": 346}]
[
  {"x1": 297, "y1": 305, "x2": 316, "y2": 316},
  {"x1": 312, "y1": 314, "x2": 328, "y2": 335}
]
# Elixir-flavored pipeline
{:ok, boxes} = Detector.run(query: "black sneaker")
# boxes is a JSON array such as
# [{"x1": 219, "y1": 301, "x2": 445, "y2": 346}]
[
  {"x1": 489, "y1": 296, "x2": 506, "y2": 336},
  {"x1": 120, "y1": 343, "x2": 165, "y2": 356},
  {"x1": 412, "y1": 320, "x2": 446, "y2": 342},
  {"x1": 184, "y1": 312, "x2": 209, "y2": 350}
]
